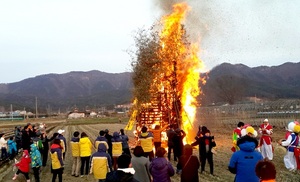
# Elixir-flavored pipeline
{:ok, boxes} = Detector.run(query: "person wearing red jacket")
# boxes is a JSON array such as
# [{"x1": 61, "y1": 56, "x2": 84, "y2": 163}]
[{"x1": 12, "y1": 150, "x2": 31, "y2": 182}]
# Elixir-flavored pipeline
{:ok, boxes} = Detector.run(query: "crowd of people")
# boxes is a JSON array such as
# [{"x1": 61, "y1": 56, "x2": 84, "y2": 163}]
[
  {"x1": 0, "y1": 118, "x2": 299, "y2": 182},
  {"x1": 229, "y1": 118, "x2": 300, "y2": 182},
  {"x1": 0, "y1": 122, "x2": 59, "y2": 182}
]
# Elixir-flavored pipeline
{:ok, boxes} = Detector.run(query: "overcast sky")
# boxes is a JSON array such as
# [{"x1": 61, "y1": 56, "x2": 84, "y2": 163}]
[{"x1": 0, "y1": 0, "x2": 299, "y2": 83}]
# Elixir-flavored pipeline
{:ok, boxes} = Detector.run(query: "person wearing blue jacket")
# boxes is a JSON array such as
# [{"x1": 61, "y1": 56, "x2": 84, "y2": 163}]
[
  {"x1": 8, "y1": 136, "x2": 17, "y2": 160},
  {"x1": 228, "y1": 135, "x2": 263, "y2": 182},
  {"x1": 90, "y1": 143, "x2": 112, "y2": 182},
  {"x1": 30, "y1": 143, "x2": 42, "y2": 182}
]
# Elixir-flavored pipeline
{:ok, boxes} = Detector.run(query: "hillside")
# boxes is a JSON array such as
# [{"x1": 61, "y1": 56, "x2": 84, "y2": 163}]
[
  {"x1": 0, "y1": 70, "x2": 133, "y2": 113},
  {"x1": 201, "y1": 62, "x2": 300, "y2": 105},
  {"x1": 0, "y1": 62, "x2": 300, "y2": 112}
]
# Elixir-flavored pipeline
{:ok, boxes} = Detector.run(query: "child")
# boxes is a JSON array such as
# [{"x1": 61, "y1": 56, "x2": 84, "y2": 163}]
[
  {"x1": 30, "y1": 143, "x2": 42, "y2": 182},
  {"x1": 7, "y1": 136, "x2": 17, "y2": 160},
  {"x1": 12, "y1": 150, "x2": 31, "y2": 182},
  {"x1": 0, "y1": 133, "x2": 8, "y2": 160}
]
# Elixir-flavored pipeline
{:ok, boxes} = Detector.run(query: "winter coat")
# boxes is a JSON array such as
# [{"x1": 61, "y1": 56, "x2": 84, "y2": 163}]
[
  {"x1": 16, "y1": 150, "x2": 31, "y2": 173},
  {"x1": 21, "y1": 129, "x2": 34, "y2": 150},
  {"x1": 120, "y1": 134, "x2": 129, "y2": 149},
  {"x1": 94, "y1": 136, "x2": 108, "y2": 150},
  {"x1": 0, "y1": 136, "x2": 7, "y2": 149},
  {"x1": 79, "y1": 137, "x2": 92, "y2": 157},
  {"x1": 41, "y1": 133, "x2": 57, "y2": 152},
  {"x1": 105, "y1": 133, "x2": 113, "y2": 156},
  {"x1": 177, "y1": 145, "x2": 200, "y2": 182},
  {"x1": 228, "y1": 136, "x2": 263, "y2": 182},
  {"x1": 131, "y1": 155, "x2": 151, "y2": 182},
  {"x1": 166, "y1": 129, "x2": 176, "y2": 147},
  {"x1": 90, "y1": 143, "x2": 112, "y2": 180},
  {"x1": 70, "y1": 137, "x2": 80, "y2": 157},
  {"x1": 57, "y1": 135, "x2": 67, "y2": 153},
  {"x1": 191, "y1": 135, "x2": 216, "y2": 155},
  {"x1": 150, "y1": 157, "x2": 175, "y2": 182},
  {"x1": 112, "y1": 132, "x2": 123, "y2": 157},
  {"x1": 7, "y1": 139, "x2": 17, "y2": 154},
  {"x1": 50, "y1": 143, "x2": 64, "y2": 170},
  {"x1": 139, "y1": 132, "x2": 154, "y2": 153},
  {"x1": 30, "y1": 144, "x2": 42, "y2": 168},
  {"x1": 106, "y1": 169, "x2": 139, "y2": 182},
  {"x1": 15, "y1": 127, "x2": 22, "y2": 142}
]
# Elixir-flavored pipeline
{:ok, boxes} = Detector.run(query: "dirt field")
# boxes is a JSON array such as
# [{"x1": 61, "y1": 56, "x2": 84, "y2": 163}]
[{"x1": 1, "y1": 119, "x2": 300, "y2": 182}]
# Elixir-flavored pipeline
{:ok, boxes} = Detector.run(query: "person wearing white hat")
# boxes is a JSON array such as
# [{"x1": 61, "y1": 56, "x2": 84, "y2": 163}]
[
  {"x1": 57, "y1": 129, "x2": 67, "y2": 160},
  {"x1": 258, "y1": 118, "x2": 273, "y2": 160}
]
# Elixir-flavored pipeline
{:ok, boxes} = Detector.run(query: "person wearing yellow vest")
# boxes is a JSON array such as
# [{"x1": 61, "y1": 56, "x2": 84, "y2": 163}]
[
  {"x1": 50, "y1": 138, "x2": 64, "y2": 182},
  {"x1": 111, "y1": 131, "x2": 123, "y2": 171},
  {"x1": 90, "y1": 143, "x2": 113, "y2": 182},
  {"x1": 70, "y1": 131, "x2": 80, "y2": 177},
  {"x1": 57, "y1": 129, "x2": 67, "y2": 160},
  {"x1": 94, "y1": 130, "x2": 109, "y2": 151},
  {"x1": 139, "y1": 126, "x2": 154, "y2": 161},
  {"x1": 79, "y1": 132, "x2": 93, "y2": 177}
]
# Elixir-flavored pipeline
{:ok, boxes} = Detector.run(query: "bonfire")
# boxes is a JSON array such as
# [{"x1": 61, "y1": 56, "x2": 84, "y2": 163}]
[{"x1": 128, "y1": 2, "x2": 205, "y2": 143}]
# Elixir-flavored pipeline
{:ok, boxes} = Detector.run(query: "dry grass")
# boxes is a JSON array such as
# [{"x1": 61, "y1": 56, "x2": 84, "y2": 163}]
[{"x1": 1, "y1": 117, "x2": 300, "y2": 182}]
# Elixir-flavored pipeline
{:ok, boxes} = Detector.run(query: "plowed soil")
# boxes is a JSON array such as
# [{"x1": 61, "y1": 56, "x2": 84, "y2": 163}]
[{"x1": 1, "y1": 119, "x2": 299, "y2": 182}]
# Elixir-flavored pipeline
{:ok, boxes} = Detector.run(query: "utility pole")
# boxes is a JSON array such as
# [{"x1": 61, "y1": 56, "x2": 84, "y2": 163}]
[
  {"x1": 35, "y1": 96, "x2": 38, "y2": 119},
  {"x1": 11, "y1": 104, "x2": 13, "y2": 121}
]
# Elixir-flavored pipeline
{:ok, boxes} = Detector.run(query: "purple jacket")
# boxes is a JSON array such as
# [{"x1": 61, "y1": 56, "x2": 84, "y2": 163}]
[{"x1": 149, "y1": 157, "x2": 175, "y2": 182}]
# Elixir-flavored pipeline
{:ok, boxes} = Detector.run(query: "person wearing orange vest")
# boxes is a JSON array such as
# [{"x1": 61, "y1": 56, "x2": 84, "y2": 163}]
[{"x1": 149, "y1": 124, "x2": 168, "y2": 151}]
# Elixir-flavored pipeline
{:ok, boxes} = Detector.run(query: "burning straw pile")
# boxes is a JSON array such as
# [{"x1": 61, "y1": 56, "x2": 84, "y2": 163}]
[{"x1": 128, "y1": 3, "x2": 205, "y2": 143}]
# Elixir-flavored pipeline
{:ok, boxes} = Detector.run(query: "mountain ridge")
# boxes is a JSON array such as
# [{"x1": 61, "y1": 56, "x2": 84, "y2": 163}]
[{"x1": 0, "y1": 62, "x2": 299, "y2": 112}]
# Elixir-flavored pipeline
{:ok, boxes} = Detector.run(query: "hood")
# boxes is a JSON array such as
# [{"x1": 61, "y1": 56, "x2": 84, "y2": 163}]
[
  {"x1": 237, "y1": 136, "x2": 258, "y2": 152},
  {"x1": 113, "y1": 132, "x2": 120, "y2": 138},
  {"x1": 23, "y1": 150, "x2": 29, "y2": 156},
  {"x1": 97, "y1": 143, "x2": 107, "y2": 152},
  {"x1": 151, "y1": 157, "x2": 169, "y2": 170},
  {"x1": 30, "y1": 144, "x2": 38, "y2": 151},
  {"x1": 80, "y1": 137, "x2": 90, "y2": 144},
  {"x1": 141, "y1": 132, "x2": 149, "y2": 138},
  {"x1": 51, "y1": 143, "x2": 61, "y2": 149}
]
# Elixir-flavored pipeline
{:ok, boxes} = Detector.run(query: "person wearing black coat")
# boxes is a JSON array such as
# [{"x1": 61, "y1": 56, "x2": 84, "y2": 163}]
[
  {"x1": 105, "y1": 129, "x2": 113, "y2": 160},
  {"x1": 21, "y1": 125, "x2": 34, "y2": 151},
  {"x1": 191, "y1": 129, "x2": 216, "y2": 175},
  {"x1": 40, "y1": 130, "x2": 58, "y2": 166},
  {"x1": 106, "y1": 154, "x2": 139, "y2": 182}
]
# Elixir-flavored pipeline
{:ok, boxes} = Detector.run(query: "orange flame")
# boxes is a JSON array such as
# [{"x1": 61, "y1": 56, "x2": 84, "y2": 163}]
[
  {"x1": 130, "y1": 2, "x2": 206, "y2": 144},
  {"x1": 159, "y1": 3, "x2": 205, "y2": 143}
]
